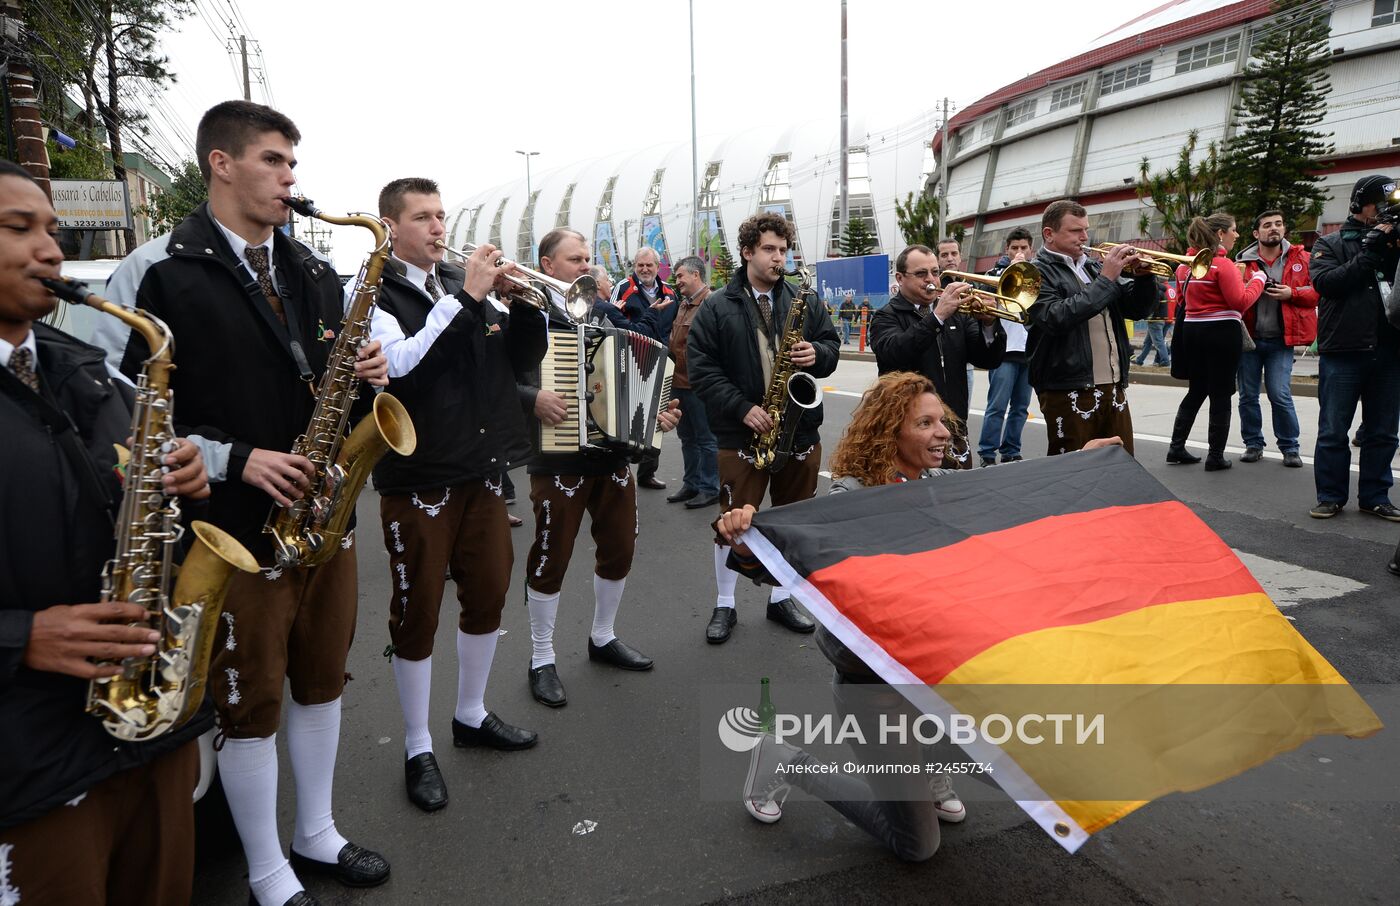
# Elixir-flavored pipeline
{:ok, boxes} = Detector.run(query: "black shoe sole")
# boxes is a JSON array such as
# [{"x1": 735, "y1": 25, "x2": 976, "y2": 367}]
[{"x1": 288, "y1": 850, "x2": 390, "y2": 889}]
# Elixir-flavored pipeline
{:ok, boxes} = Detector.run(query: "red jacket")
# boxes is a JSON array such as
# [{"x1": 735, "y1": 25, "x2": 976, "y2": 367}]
[
  {"x1": 1175, "y1": 247, "x2": 1266, "y2": 322},
  {"x1": 1236, "y1": 241, "x2": 1319, "y2": 347}
]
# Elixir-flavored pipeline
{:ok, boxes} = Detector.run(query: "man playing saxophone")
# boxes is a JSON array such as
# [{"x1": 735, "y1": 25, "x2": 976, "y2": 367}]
[
  {"x1": 94, "y1": 101, "x2": 391, "y2": 906},
  {"x1": 686, "y1": 212, "x2": 840, "y2": 644},
  {"x1": 0, "y1": 159, "x2": 212, "y2": 905}
]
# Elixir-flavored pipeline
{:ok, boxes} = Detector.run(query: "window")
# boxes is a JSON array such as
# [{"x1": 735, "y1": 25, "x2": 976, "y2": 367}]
[
  {"x1": 464, "y1": 204, "x2": 483, "y2": 244},
  {"x1": 488, "y1": 197, "x2": 508, "y2": 249},
  {"x1": 1049, "y1": 81, "x2": 1085, "y2": 112},
  {"x1": 979, "y1": 117, "x2": 996, "y2": 139},
  {"x1": 517, "y1": 190, "x2": 539, "y2": 265},
  {"x1": 1175, "y1": 35, "x2": 1240, "y2": 73},
  {"x1": 554, "y1": 183, "x2": 576, "y2": 228},
  {"x1": 761, "y1": 154, "x2": 792, "y2": 204},
  {"x1": 1099, "y1": 60, "x2": 1152, "y2": 96},
  {"x1": 698, "y1": 161, "x2": 722, "y2": 209},
  {"x1": 1005, "y1": 98, "x2": 1036, "y2": 127},
  {"x1": 1374, "y1": 0, "x2": 1399, "y2": 27},
  {"x1": 642, "y1": 169, "x2": 665, "y2": 216},
  {"x1": 595, "y1": 176, "x2": 616, "y2": 222}
]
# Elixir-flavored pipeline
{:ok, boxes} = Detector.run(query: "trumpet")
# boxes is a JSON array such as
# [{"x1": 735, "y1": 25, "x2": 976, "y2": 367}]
[
  {"x1": 937, "y1": 261, "x2": 1041, "y2": 324},
  {"x1": 1087, "y1": 242, "x2": 1212, "y2": 280},
  {"x1": 433, "y1": 240, "x2": 595, "y2": 323}
]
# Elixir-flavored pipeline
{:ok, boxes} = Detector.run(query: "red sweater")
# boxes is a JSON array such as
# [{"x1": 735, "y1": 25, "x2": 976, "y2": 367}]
[{"x1": 1176, "y1": 247, "x2": 1266, "y2": 322}]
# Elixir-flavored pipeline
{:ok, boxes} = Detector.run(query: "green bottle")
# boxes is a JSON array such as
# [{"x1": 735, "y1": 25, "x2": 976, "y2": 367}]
[{"x1": 758, "y1": 676, "x2": 776, "y2": 733}]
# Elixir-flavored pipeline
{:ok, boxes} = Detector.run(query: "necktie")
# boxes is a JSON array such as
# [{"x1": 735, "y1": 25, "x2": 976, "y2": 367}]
[
  {"x1": 9, "y1": 346, "x2": 40, "y2": 393},
  {"x1": 244, "y1": 246, "x2": 286, "y2": 324},
  {"x1": 755, "y1": 293, "x2": 772, "y2": 330},
  {"x1": 424, "y1": 272, "x2": 443, "y2": 302}
]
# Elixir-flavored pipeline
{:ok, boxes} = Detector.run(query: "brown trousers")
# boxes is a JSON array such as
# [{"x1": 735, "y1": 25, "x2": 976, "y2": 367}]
[
  {"x1": 525, "y1": 468, "x2": 637, "y2": 595},
  {"x1": 381, "y1": 480, "x2": 513, "y2": 661},
  {"x1": 717, "y1": 443, "x2": 822, "y2": 513},
  {"x1": 1037, "y1": 384, "x2": 1136, "y2": 456},
  {"x1": 209, "y1": 541, "x2": 359, "y2": 738},
  {"x1": 0, "y1": 740, "x2": 198, "y2": 906}
]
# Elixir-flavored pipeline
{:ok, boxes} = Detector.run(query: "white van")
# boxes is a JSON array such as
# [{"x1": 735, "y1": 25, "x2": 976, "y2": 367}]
[{"x1": 44, "y1": 259, "x2": 123, "y2": 345}]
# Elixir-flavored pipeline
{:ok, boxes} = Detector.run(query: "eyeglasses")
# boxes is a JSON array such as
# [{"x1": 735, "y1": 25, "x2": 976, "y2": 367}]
[{"x1": 899, "y1": 269, "x2": 937, "y2": 280}]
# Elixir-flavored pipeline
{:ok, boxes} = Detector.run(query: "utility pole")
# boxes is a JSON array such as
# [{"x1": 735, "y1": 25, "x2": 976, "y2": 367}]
[
  {"x1": 240, "y1": 35, "x2": 251, "y2": 101},
  {"x1": 838, "y1": 0, "x2": 849, "y2": 255},
  {"x1": 937, "y1": 97, "x2": 951, "y2": 240},
  {"x1": 688, "y1": 0, "x2": 699, "y2": 256},
  {"x1": 2, "y1": 1, "x2": 51, "y2": 197}
]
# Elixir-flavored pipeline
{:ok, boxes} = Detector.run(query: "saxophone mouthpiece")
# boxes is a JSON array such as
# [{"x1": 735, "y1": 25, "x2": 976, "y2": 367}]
[
  {"x1": 281, "y1": 196, "x2": 317, "y2": 217},
  {"x1": 39, "y1": 275, "x2": 96, "y2": 306}
]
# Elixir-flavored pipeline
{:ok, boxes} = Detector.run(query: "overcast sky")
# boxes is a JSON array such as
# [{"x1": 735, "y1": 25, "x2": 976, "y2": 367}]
[{"x1": 150, "y1": 0, "x2": 1173, "y2": 266}]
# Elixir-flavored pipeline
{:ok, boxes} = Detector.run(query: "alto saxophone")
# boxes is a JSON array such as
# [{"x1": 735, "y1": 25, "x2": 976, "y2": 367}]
[
  {"x1": 40, "y1": 277, "x2": 259, "y2": 742},
  {"x1": 748, "y1": 267, "x2": 824, "y2": 473},
  {"x1": 265, "y1": 197, "x2": 418, "y2": 568}
]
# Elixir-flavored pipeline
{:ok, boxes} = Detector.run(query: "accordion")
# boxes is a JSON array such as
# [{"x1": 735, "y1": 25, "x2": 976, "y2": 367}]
[{"x1": 536, "y1": 324, "x2": 673, "y2": 460}]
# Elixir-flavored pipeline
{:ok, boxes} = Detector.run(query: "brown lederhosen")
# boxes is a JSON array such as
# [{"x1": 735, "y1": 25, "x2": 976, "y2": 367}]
[
  {"x1": 208, "y1": 540, "x2": 359, "y2": 739},
  {"x1": 0, "y1": 740, "x2": 198, "y2": 906},
  {"x1": 1037, "y1": 384, "x2": 1135, "y2": 456},
  {"x1": 717, "y1": 443, "x2": 822, "y2": 514},
  {"x1": 525, "y1": 467, "x2": 636, "y2": 595},
  {"x1": 380, "y1": 480, "x2": 513, "y2": 661}
]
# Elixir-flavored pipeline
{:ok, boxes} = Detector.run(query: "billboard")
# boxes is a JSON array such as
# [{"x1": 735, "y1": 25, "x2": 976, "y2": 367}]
[
  {"x1": 51, "y1": 179, "x2": 132, "y2": 230},
  {"x1": 595, "y1": 221, "x2": 621, "y2": 276},
  {"x1": 815, "y1": 253, "x2": 892, "y2": 313},
  {"x1": 641, "y1": 214, "x2": 671, "y2": 280}
]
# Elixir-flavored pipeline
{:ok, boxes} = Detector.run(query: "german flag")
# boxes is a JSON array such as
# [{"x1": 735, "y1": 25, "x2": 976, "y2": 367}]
[{"x1": 743, "y1": 447, "x2": 1381, "y2": 851}]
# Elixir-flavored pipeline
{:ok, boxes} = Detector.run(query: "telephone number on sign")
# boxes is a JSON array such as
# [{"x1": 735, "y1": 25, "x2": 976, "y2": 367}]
[{"x1": 63, "y1": 219, "x2": 126, "y2": 228}]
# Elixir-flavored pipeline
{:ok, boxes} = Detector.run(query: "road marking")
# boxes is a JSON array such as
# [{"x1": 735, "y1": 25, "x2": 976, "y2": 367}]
[{"x1": 1233, "y1": 551, "x2": 1365, "y2": 608}]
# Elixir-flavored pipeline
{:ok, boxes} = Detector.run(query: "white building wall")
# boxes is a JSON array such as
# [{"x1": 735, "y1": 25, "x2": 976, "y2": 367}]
[
  {"x1": 1080, "y1": 87, "x2": 1230, "y2": 192},
  {"x1": 986, "y1": 126, "x2": 1078, "y2": 210},
  {"x1": 945, "y1": 153, "x2": 990, "y2": 222}
]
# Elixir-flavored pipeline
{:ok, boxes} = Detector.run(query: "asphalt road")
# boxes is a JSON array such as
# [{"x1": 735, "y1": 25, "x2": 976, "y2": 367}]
[{"x1": 194, "y1": 359, "x2": 1400, "y2": 905}]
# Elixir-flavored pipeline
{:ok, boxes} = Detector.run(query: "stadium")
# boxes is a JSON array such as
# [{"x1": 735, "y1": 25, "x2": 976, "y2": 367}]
[{"x1": 445, "y1": 0, "x2": 1400, "y2": 275}]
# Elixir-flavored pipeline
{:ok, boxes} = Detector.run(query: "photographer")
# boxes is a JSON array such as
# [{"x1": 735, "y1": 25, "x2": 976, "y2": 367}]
[{"x1": 1308, "y1": 175, "x2": 1400, "y2": 521}]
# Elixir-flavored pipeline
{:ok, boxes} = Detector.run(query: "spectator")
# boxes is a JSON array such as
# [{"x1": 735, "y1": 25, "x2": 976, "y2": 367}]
[
  {"x1": 977, "y1": 227, "x2": 1034, "y2": 467},
  {"x1": 665, "y1": 256, "x2": 720, "y2": 509},
  {"x1": 838, "y1": 291, "x2": 857, "y2": 345}
]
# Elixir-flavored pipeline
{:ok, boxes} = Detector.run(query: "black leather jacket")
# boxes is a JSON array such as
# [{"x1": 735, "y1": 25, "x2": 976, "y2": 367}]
[
  {"x1": 1311, "y1": 217, "x2": 1400, "y2": 354},
  {"x1": 1025, "y1": 246, "x2": 1161, "y2": 391}
]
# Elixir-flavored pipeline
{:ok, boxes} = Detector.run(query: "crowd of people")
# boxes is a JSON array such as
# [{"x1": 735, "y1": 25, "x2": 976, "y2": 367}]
[{"x1": 2, "y1": 95, "x2": 1398, "y2": 906}]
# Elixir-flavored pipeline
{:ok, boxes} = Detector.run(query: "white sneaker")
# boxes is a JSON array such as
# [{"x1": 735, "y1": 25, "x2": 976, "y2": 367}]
[
  {"x1": 930, "y1": 771, "x2": 966, "y2": 824},
  {"x1": 743, "y1": 734, "x2": 796, "y2": 824}
]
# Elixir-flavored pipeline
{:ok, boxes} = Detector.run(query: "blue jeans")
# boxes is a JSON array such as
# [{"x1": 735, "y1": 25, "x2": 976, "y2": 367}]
[
  {"x1": 675, "y1": 388, "x2": 719, "y2": 496},
  {"x1": 1237, "y1": 338, "x2": 1299, "y2": 453},
  {"x1": 1314, "y1": 351, "x2": 1400, "y2": 507},
  {"x1": 977, "y1": 358, "x2": 1031, "y2": 461},
  {"x1": 840, "y1": 318, "x2": 853, "y2": 344},
  {"x1": 1133, "y1": 321, "x2": 1170, "y2": 365}
]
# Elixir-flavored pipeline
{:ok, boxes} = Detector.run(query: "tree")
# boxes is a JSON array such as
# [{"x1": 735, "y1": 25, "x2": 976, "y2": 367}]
[
  {"x1": 1136, "y1": 129, "x2": 1224, "y2": 252},
  {"x1": 136, "y1": 159, "x2": 206, "y2": 237},
  {"x1": 710, "y1": 245, "x2": 736, "y2": 289},
  {"x1": 838, "y1": 216, "x2": 877, "y2": 257},
  {"x1": 895, "y1": 190, "x2": 941, "y2": 249},
  {"x1": 1217, "y1": 0, "x2": 1333, "y2": 229}
]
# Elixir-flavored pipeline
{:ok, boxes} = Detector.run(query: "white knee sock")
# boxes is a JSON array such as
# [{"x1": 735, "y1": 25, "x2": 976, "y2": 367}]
[
  {"x1": 286, "y1": 698, "x2": 350, "y2": 863},
  {"x1": 526, "y1": 586, "x2": 560, "y2": 669},
  {"x1": 714, "y1": 544, "x2": 738, "y2": 609},
  {"x1": 454, "y1": 629, "x2": 499, "y2": 727},
  {"x1": 392, "y1": 655, "x2": 433, "y2": 759},
  {"x1": 219, "y1": 735, "x2": 303, "y2": 906},
  {"x1": 591, "y1": 575, "x2": 625, "y2": 646},
  {"x1": 770, "y1": 586, "x2": 791, "y2": 604}
]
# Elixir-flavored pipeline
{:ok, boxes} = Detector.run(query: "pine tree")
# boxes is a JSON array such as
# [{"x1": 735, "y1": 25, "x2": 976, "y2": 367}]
[
  {"x1": 710, "y1": 245, "x2": 736, "y2": 289},
  {"x1": 895, "y1": 190, "x2": 941, "y2": 249},
  {"x1": 838, "y1": 216, "x2": 877, "y2": 257},
  {"x1": 136, "y1": 160, "x2": 206, "y2": 237},
  {"x1": 1218, "y1": 0, "x2": 1333, "y2": 228},
  {"x1": 1137, "y1": 129, "x2": 1224, "y2": 252}
]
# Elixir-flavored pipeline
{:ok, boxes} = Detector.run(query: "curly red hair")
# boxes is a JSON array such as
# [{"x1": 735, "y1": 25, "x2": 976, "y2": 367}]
[{"x1": 828, "y1": 372, "x2": 962, "y2": 486}]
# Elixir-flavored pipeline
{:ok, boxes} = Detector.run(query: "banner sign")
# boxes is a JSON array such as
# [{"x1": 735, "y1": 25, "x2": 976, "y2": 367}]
[{"x1": 51, "y1": 180, "x2": 132, "y2": 230}]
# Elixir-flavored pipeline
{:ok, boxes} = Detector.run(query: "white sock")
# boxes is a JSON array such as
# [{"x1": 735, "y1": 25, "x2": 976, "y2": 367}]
[
  {"x1": 392, "y1": 655, "x2": 433, "y2": 758},
  {"x1": 286, "y1": 698, "x2": 349, "y2": 864},
  {"x1": 591, "y1": 575, "x2": 625, "y2": 646},
  {"x1": 770, "y1": 586, "x2": 791, "y2": 604},
  {"x1": 219, "y1": 735, "x2": 303, "y2": 906},
  {"x1": 714, "y1": 545, "x2": 738, "y2": 609},
  {"x1": 526, "y1": 586, "x2": 560, "y2": 669},
  {"x1": 454, "y1": 629, "x2": 499, "y2": 728}
]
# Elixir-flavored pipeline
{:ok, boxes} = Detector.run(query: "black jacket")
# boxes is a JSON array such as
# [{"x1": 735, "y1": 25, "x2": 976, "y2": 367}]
[
  {"x1": 0, "y1": 325, "x2": 208, "y2": 830},
  {"x1": 1025, "y1": 247, "x2": 1162, "y2": 391},
  {"x1": 686, "y1": 268, "x2": 841, "y2": 450},
  {"x1": 101, "y1": 203, "x2": 351, "y2": 562},
  {"x1": 1311, "y1": 217, "x2": 1400, "y2": 354},
  {"x1": 371, "y1": 260, "x2": 546, "y2": 494},
  {"x1": 868, "y1": 294, "x2": 1006, "y2": 420}
]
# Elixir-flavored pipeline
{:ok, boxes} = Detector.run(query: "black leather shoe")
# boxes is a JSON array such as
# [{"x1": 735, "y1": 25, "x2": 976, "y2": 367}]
[
  {"x1": 1166, "y1": 446, "x2": 1201, "y2": 464},
  {"x1": 638, "y1": 475, "x2": 667, "y2": 490},
  {"x1": 249, "y1": 892, "x2": 320, "y2": 906},
  {"x1": 685, "y1": 492, "x2": 721, "y2": 509},
  {"x1": 588, "y1": 637, "x2": 654, "y2": 670},
  {"x1": 1203, "y1": 454, "x2": 1232, "y2": 472},
  {"x1": 667, "y1": 487, "x2": 699, "y2": 503},
  {"x1": 404, "y1": 752, "x2": 448, "y2": 812},
  {"x1": 1282, "y1": 452, "x2": 1303, "y2": 468},
  {"x1": 452, "y1": 713, "x2": 538, "y2": 750},
  {"x1": 1359, "y1": 502, "x2": 1400, "y2": 522},
  {"x1": 1240, "y1": 447, "x2": 1263, "y2": 463},
  {"x1": 706, "y1": 607, "x2": 736, "y2": 644},
  {"x1": 288, "y1": 842, "x2": 390, "y2": 889},
  {"x1": 528, "y1": 664, "x2": 567, "y2": 707},
  {"x1": 766, "y1": 599, "x2": 816, "y2": 634}
]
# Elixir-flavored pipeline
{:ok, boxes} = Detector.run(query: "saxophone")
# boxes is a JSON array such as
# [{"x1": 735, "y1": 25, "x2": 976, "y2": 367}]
[
  {"x1": 265, "y1": 197, "x2": 418, "y2": 568},
  {"x1": 748, "y1": 267, "x2": 824, "y2": 473},
  {"x1": 40, "y1": 277, "x2": 260, "y2": 742}
]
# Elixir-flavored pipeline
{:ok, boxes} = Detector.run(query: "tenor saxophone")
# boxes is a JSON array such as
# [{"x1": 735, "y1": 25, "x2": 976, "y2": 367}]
[
  {"x1": 747, "y1": 267, "x2": 824, "y2": 473},
  {"x1": 264, "y1": 197, "x2": 418, "y2": 568},
  {"x1": 40, "y1": 276, "x2": 260, "y2": 742}
]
